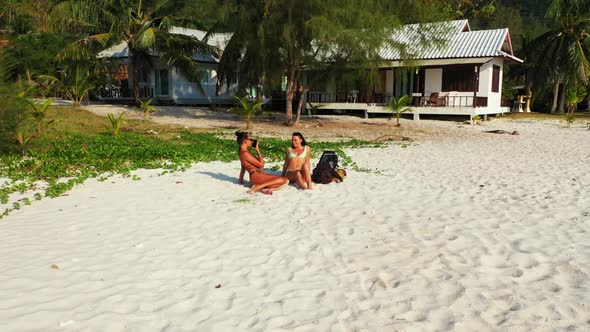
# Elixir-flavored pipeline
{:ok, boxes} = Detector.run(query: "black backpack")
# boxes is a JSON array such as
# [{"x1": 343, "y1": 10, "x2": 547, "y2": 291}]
[{"x1": 312, "y1": 151, "x2": 339, "y2": 184}]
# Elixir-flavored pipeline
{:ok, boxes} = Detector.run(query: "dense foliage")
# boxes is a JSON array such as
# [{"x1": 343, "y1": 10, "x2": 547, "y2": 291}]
[{"x1": 2, "y1": 0, "x2": 588, "y2": 114}]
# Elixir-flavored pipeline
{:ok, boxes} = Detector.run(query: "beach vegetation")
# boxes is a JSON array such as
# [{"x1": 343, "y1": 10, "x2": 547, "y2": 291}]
[
  {"x1": 106, "y1": 112, "x2": 125, "y2": 137},
  {"x1": 0, "y1": 85, "x2": 46, "y2": 156},
  {"x1": 308, "y1": 103, "x2": 325, "y2": 119},
  {"x1": 0, "y1": 107, "x2": 378, "y2": 218},
  {"x1": 135, "y1": 98, "x2": 158, "y2": 120},
  {"x1": 30, "y1": 98, "x2": 55, "y2": 136},
  {"x1": 563, "y1": 111, "x2": 576, "y2": 127},
  {"x1": 228, "y1": 96, "x2": 263, "y2": 130},
  {"x1": 472, "y1": 114, "x2": 482, "y2": 125},
  {"x1": 0, "y1": 32, "x2": 69, "y2": 84},
  {"x1": 385, "y1": 95, "x2": 413, "y2": 126},
  {"x1": 37, "y1": 65, "x2": 94, "y2": 109}
]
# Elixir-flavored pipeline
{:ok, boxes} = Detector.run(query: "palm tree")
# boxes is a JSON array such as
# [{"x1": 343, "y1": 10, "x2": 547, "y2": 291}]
[
  {"x1": 529, "y1": 0, "x2": 590, "y2": 113},
  {"x1": 52, "y1": 0, "x2": 215, "y2": 101},
  {"x1": 385, "y1": 95, "x2": 413, "y2": 126}
]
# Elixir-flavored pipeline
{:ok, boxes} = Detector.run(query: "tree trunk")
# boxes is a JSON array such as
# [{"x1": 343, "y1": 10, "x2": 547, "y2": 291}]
[
  {"x1": 129, "y1": 45, "x2": 140, "y2": 102},
  {"x1": 285, "y1": 75, "x2": 295, "y2": 126},
  {"x1": 558, "y1": 83, "x2": 566, "y2": 113},
  {"x1": 294, "y1": 85, "x2": 309, "y2": 126},
  {"x1": 255, "y1": 76, "x2": 262, "y2": 101},
  {"x1": 285, "y1": 60, "x2": 300, "y2": 126},
  {"x1": 550, "y1": 80, "x2": 559, "y2": 113}
]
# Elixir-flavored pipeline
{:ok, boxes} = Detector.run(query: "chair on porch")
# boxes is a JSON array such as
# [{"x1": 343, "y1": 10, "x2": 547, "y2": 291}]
[
  {"x1": 425, "y1": 92, "x2": 444, "y2": 106},
  {"x1": 347, "y1": 90, "x2": 359, "y2": 103}
]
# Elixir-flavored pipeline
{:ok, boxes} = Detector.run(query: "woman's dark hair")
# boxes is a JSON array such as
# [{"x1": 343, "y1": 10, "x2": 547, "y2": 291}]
[
  {"x1": 235, "y1": 131, "x2": 249, "y2": 145},
  {"x1": 292, "y1": 132, "x2": 307, "y2": 147}
]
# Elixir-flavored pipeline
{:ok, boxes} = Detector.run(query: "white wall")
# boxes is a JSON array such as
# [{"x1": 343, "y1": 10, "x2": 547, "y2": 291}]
[
  {"x1": 171, "y1": 63, "x2": 216, "y2": 100},
  {"x1": 478, "y1": 58, "x2": 504, "y2": 109}
]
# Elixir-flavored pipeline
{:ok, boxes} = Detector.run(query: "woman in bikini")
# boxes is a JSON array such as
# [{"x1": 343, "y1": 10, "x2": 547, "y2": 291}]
[
  {"x1": 236, "y1": 131, "x2": 289, "y2": 195},
  {"x1": 281, "y1": 132, "x2": 312, "y2": 190}
]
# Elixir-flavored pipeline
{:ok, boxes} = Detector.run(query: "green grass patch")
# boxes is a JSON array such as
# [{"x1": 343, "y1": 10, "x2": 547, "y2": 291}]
[
  {"x1": 0, "y1": 115, "x2": 381, "y2": 218},
  {"x1": 501, "y1": 112, "x2": 590, "y2": 121}
]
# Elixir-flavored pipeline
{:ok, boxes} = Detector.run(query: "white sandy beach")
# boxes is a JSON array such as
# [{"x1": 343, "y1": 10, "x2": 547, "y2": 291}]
[{"x1": 0, "y1": 117, "x2": 589, "y2": 331}]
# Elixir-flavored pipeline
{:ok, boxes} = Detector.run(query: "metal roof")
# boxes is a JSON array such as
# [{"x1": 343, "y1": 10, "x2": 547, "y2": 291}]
[
  {"x1": 98, "y1": 27, "x2": 232, "y2": 63},
  {"x1": 99, "y1": 20, "x2": 523, "y2": 64},
  {"x1": 379, "y1": 19, "x2": 523, "y2": 63}
]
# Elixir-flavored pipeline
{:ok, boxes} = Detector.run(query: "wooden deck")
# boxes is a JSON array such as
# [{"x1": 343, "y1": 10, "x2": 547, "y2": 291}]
[{"x1": 308, "y1": 102, "x2": 509, "y2": 120}]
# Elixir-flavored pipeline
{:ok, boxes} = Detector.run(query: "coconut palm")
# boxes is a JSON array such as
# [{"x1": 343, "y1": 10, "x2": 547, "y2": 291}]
[
  {"x1": 52, "y1": 0, "x2": 215, "y2": 101},
  {"x1": 385, "y1": 95, "x2": 413, "y2": 126},
  {"x1": 529, "y1": 0, "x2": 590, "y2": 113}
]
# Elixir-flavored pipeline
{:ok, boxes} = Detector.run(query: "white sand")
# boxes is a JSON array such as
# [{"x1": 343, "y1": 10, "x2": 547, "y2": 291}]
[{"x1": 0, "y1": 118, "x2": 589, "y2": 331}]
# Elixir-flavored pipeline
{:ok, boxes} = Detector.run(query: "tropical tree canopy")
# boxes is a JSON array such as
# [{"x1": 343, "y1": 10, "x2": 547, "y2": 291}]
[
  {"x1": 215, "y1": 0, "x2": 447, "y2": 125},
  {"x1": 51, "y1": 0, "x2": 216, "y2": 100},
  {"x1": 528, "y1": 0, "x2": 590, "y2": 113}
]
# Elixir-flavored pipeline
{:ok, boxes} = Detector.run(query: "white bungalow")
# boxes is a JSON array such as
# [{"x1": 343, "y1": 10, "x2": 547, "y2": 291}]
[
  {"x1": 306, "y1": 20, "x2": 523, "y2": 120},
  {"x1": 97, "y1": 27, "x2": 237, "y2": 105}
]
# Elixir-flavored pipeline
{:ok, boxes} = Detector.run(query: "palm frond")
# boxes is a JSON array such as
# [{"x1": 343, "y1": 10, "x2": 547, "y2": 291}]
[{"x1": 135, "y1": 26, "x2": 158, "y2": 49}]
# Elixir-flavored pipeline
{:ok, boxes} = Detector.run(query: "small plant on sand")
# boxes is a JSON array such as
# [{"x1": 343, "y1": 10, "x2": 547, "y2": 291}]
[
  {"x1": 563, "y1": 84, "x2": 586, "y2": 127},
  {"x1": 107, "y1": 112, "x2": 125, "y2": 137},
  {"x1": 38, "y1": 66, "x2": 93, "y2": 109},
  {"x1": 135, "y1": 98, "x2": 158, "y2": 120},
  {"x1": 228, "y1": 96, "x2": 263, "y2": 129},
  {"x1": 472, "y1": 114, "x2": 482, "y2": 125},
  {"x1": 0, "y1": 87, "x2": 48, "y2": 156},
  {"x1": 563, "y1": 112, "x2": 576, "y2": 127},
  {"x1": 385, "y1": 95, "x2": 413, "y2": 126},
  {"x1": 15, "y1": 130, "x2": 35, "y2": 156},
  {"x1": 31, "y1": 98, "x2": 55, "y2": 135},
  {"x1": 308, "y1": 103, "x2": 325, "y2": 118}
]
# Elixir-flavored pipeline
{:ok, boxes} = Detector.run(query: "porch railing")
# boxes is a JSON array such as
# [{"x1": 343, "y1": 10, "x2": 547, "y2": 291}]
[
  {"x1": 306, "y1": 92, "x2": 390, "y2": 104},
  {"x1": 307, "y1": 91, "x2": 488, "y2": 108},
  {"x1": 418, "y1": 96, "x2": 488, "y2": 107},
  {"x1": 99, "y1": 86, "x2": 154, "y2": 99}
]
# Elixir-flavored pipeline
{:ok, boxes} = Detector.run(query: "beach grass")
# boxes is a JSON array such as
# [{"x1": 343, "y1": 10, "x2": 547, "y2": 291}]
[
  {"x1": 501, "y1": 111, "x2": 590, "y2": 121},
  {"x1": 0, "y1": 107, "x2": 379, "y2": 217}
]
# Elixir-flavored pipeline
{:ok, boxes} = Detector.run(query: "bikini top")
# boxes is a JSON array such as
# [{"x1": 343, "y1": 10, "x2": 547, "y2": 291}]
[{"x1": 287, "y1": 146, "x2": 308, "y2": 160}]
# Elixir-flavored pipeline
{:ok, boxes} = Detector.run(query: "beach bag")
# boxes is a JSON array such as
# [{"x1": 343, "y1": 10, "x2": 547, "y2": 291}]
[{"x1": 312, "y1": 151, "x2": 339, "y2": 184}]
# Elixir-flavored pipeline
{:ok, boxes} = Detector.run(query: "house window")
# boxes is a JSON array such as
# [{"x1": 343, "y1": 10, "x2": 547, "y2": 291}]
[
  {"x1": 138, "y1": 69, "x2": 150, "y2": 83},
  {"x1": 200, "y1": 70, "x2": 209, "y2": 84},
  {"x1": 492, "y1": 65, "x2": 500, "y2": 93},
  {"x1": 442, "y1": 65, "x2": 476, "y2": 92}
]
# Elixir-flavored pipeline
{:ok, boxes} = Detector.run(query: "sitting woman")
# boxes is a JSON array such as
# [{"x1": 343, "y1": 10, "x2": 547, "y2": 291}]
[
  {"x1": 236, "y1": 131, "x2": 288, "y2": 195},
  {"x1": 281, "y1": 132, "x2": 312, "y2": 190}
]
